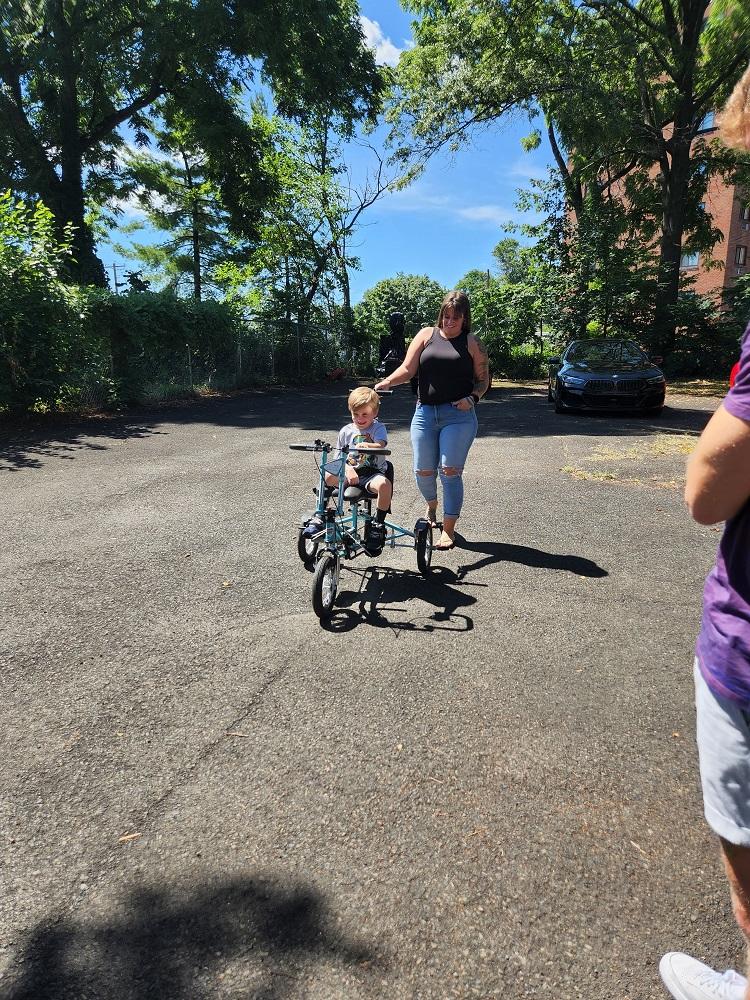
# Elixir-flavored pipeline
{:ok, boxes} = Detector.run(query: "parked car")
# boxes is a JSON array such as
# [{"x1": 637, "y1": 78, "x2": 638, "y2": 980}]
[
  {"x1": 730, "y1": 360, "x2": 740, "y2": 387},
  {"x1": 548, "y1": 338, "x2": 666, "y2": 415}
]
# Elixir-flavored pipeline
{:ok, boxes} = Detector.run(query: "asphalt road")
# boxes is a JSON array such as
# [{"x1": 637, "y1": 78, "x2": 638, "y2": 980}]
[{"x1": 0, "y1": 383, "x2": 738, "y2": 999}]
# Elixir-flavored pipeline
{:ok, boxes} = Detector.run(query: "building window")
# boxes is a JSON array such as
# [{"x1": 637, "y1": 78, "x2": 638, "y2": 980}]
[
  {"x1": 681, "y1": 251, "x2": 700, "y2": 268},
  {"x1": 741, "y1": 205, "x2": 750, "y2": 221},
  {"x1": 736, "y1": 245, "x2": 747, "y2": 266},
  {"x1": 698, "y1": 111, "x2": 716, "y2": 133}
]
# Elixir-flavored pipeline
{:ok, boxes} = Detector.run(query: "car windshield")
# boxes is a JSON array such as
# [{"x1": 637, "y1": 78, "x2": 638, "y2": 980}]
[{"x1": 565, "y1": 340, "x2": 648, "y2": 366}]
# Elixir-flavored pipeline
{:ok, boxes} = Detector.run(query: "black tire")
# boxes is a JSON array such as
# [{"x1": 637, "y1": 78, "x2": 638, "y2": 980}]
[
  {"x1": 297, "y1": 527, "x2": 319, "y2": 564},
  {"x1": 552, "y1": 380, "x2": 565, "y2": 412},
  {"x1": 415, "y1": 523, "x2": 433, "y2": 577},
  {"x1": 311, "y1": 550, "x2": 339, "y2": 619}
]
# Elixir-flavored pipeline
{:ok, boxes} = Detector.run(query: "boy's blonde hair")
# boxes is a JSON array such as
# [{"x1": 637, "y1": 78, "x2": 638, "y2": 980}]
[
  {"x1": 348, "y1": 386, "x2": 380, "y2": 413},
  {"x1": 719, "y1": 64, "x2": 750, "y2": 151}
]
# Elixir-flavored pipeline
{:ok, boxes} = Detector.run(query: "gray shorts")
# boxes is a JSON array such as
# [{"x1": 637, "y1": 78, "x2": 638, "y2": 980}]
[{"x1": 695, "y1": 658, "x2": 750, "y2": 846}]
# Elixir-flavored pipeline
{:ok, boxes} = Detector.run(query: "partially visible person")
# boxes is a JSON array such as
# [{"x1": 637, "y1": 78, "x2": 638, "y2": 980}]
[
  {"x1": 374, "y1": 290, "x2": 489, "y2": 550},
  {"x1": 303, "y1": 387, "x2": 391, "y2": 556},
  {"x1": 660, "y1": 63, "x2": 750, "y2": 1000}
]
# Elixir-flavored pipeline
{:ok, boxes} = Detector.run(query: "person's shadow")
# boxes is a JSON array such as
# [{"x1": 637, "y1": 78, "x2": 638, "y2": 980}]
[{"x1": 451, "y1": 534, "x2": 608, "y2": 581}]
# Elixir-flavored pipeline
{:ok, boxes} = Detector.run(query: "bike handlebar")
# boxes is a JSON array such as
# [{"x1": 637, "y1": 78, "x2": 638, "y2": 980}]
[{"x1": 289, "y1": 442, "x2": 391, "y2": 455}]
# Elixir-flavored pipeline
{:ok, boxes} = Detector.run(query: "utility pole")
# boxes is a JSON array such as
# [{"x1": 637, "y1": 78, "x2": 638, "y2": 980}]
[{"x1": 111, "y1": 263, "x2": 123, "y2": 294}]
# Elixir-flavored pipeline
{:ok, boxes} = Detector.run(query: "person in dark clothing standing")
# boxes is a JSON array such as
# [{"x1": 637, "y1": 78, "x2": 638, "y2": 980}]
[{"x1": 374, "y1": 290, "x2": 490, "y2": 550}]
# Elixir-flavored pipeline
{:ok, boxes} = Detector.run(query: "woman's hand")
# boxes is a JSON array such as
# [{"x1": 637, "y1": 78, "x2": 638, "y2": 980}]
[
  {"x1": 373, "y1": 379, "x2": 390, "y2": 392},
  {"x1": 452, "y1": 397, "x2": 474, "y2": 411}
]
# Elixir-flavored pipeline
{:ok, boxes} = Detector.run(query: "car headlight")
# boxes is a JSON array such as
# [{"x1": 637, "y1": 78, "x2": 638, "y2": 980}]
[
  {"x1": 562, "y1": 375, "x2": 586, "y2": 387},
  {"x1": 646, "y1": 375, "x2": 665, "y2": 385}
]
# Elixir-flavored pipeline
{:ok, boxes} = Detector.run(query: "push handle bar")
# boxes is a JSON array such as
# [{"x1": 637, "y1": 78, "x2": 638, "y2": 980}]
[
  {"x1": 288, "y1": 442, "x2": 391, "y2": 455},
  {"x1": 289, "y1": 441, "x2": 332, "y2": 452}
]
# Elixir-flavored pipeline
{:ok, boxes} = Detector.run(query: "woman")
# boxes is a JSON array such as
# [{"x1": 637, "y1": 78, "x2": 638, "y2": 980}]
[
  {"x1": 659, "y1": 64, "x2": 750, "y2": 1000},
  {"x1": 374, "y1": 290, "x2": 490, "y2": 550}
]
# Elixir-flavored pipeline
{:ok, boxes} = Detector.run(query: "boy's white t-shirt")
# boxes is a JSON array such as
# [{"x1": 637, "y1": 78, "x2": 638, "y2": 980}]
[{"x1": 336, "y1": 418, "x2": 388, "y2": 473}]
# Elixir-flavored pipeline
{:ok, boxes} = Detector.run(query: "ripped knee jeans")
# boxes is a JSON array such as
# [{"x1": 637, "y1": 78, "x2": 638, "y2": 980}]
[{"x1": 410, "y1": 402, "x2": 478, "y2": 518}]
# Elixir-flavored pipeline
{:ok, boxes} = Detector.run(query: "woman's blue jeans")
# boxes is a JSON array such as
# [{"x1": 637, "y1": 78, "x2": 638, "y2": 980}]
[{"x1": 410, "y1": 402, "x2": 478, "y2": 518}]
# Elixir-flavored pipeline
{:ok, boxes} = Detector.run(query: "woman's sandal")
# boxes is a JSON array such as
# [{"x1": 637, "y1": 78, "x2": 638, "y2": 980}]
[{"x1": 426, "y1": 507, "x2": 439, "y2": 529}]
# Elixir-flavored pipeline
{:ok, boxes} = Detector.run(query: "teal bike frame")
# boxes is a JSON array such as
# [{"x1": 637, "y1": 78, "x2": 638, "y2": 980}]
[{"x1": 293, "y1": 439, "x2": 418, "y2": 558}]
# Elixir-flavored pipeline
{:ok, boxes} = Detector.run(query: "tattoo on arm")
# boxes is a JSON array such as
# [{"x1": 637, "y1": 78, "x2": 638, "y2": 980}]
[{"x1": 473, "y1": 338, "x2": 490, "y2": 396}]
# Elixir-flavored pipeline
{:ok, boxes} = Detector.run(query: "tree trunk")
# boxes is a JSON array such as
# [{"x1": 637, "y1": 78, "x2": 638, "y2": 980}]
[
  {"x1": 48, "y1": 0, "x2": 106, "y2": 287},
  {"x1": 53, "y1": 174, "x2": 106, "y2": 287},
  {"x1": 182, "y1": 150, "x2": 202, "y2": 302},
  {"x1": 192, "y1": 202, "x2": 202, "y2": 302},
  {"x1": 652, "y1": 128, "x2": 693, "y2": 355}
]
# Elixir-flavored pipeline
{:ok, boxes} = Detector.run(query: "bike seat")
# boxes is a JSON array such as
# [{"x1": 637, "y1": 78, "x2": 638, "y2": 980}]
[{"x1": 333, "y1": 485, "x2": 374, "y2": 502}]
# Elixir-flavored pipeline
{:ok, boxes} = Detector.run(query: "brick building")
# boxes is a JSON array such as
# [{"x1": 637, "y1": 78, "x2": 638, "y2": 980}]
[{"x1": 681, "y1": 112, "x2": 750, "y2": 296}]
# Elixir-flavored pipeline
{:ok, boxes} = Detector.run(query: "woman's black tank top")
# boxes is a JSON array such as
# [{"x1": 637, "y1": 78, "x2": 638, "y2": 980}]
[{"x1": 417, "y1": 328, "x2": 474, "y2": 405}]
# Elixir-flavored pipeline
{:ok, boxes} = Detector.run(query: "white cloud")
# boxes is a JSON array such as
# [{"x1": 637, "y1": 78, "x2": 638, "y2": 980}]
[
  {"x1": 384, "y1": 184, "x2": 512, "y2": 227},
  {"x1": 507, "y1": 157, "x2": 550, "y2": 182},
  {"x1": 360, "y1": 15, "x2": 403, "y2": 66},
  {"x1": 456, "y1": 204, "x2": 513, "y2": 225},
  {"x1": 110, "y1": 190, "x2": 171, "y2": 222}
]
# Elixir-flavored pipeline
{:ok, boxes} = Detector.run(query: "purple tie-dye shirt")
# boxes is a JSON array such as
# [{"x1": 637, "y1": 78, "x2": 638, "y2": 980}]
[{"x1": 697, "y1": 324, "x2": 750, "y2": 705}]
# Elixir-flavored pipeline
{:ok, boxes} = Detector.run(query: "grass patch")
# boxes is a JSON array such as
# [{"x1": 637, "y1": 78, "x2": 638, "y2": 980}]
[
  {"x1": 588, "y1": 433, "x2": 696, "y2": 462},
  {"x1": 561, "y1": 465, "x2": 681, "y2": 488},
  {"x1": 667, "y1": 379, "x2": 726, "y2": 397},
  {"x1": 561, "y1": 431, "x2": 694, "y2": 490}
]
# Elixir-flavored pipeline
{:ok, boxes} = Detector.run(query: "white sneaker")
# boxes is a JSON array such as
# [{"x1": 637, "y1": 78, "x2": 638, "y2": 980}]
[{"x1": 659, "y1": 952, "x2": 747, "y2": 1000}]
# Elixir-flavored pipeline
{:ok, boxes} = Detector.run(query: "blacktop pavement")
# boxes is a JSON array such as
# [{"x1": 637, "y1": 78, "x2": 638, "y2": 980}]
[{"x1": 0, "y1": 382, "x2": 739, "y2": 999}]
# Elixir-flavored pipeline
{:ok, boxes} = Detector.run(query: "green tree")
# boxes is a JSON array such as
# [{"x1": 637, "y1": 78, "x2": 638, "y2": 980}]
[
  {"x1": 354, "y1": 273, "x2": 446, "y2": 364},
  {"x1": 0, "y1": 190, "x2": 92, "y2": 406},
  {"x1": 393, "y1": 0, "x2": 750, "y2": 354},
  {"x1": 0, "y1": 0, "x2": 384, "y2": 284},
  {"x1": 111, "y1": 115, "x2": 257, "y2": 301},
  {"x1": 221, "y1": 115, "x2": 400, "y2": 344}
]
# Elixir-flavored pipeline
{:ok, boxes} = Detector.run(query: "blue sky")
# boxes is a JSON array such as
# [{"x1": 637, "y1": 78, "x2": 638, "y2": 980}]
[
  {"x1": 351, "y1": 3, "x2": 554, "y2": 302},
  {"x1": 101, "y1": 1, "x2": 555, "y2": 304}
]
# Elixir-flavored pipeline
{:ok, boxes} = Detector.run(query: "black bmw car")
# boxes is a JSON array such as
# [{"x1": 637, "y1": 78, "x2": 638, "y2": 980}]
[{"x1": 548, "y1": 338, "x2": 666, "y2": 415}]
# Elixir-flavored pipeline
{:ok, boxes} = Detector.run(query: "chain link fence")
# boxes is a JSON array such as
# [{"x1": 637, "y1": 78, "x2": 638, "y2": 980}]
[{"x1": 120, "y1": 316, "x2": 367, "y2": 405}]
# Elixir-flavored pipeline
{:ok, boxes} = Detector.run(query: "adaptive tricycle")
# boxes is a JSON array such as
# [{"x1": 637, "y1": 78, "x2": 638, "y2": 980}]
[{"x1": 290, "y1": 436, "x2": 434, "y2": 620}]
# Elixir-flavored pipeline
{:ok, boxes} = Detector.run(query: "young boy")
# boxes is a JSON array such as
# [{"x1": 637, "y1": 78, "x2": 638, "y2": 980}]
[{"x1": 304, "y1": 387, "x2": 392, "y2": 555}]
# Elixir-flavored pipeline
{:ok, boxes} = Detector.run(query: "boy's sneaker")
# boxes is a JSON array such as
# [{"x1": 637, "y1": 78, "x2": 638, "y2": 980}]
[
  {"x1": 659, "y1": 953, "x2": 747, "y2": 1000},
  {"x1": 364, "y1": 520, "x2": 385, "y2": 555},
  {"x1": 302, "y1": 515, "x2": 324, "y2": 539}
]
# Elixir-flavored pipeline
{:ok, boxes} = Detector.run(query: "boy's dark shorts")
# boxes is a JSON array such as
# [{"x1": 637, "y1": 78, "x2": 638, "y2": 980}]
[{"x1": 351, "y1": 465, "x2": 394, "y2": 492}]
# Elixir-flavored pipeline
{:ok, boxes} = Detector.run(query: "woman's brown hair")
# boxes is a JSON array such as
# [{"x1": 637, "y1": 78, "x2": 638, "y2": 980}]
[
  {"x1": 436, "y1": 290, "x2": 472, "y2": 334},
  {"x1": 718, "y1": 64, "x2": 750, "y2": 151}
]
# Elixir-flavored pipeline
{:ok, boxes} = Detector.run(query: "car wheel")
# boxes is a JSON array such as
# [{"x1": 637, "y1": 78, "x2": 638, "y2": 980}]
[{"x1": 553, "y1": 383, "x2": 567, "y2": 413}]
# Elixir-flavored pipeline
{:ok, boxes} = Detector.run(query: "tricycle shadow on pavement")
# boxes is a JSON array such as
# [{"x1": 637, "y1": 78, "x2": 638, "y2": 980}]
[
  {"x1": 452, "y1": 535, "x2": 608, "y2": 581},
  {"x1": 5, "y1": 877, "x2": 385, "y2": 1000},
  {"x1": 322, "y1": 564, "x2": 478, "y2": 635}
]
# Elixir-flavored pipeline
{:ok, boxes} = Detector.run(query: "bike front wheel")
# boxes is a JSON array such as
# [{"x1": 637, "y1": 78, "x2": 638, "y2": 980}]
[
  {"x1": 311, "y1": 550, "x2": 339, "y2": 619},
  {"x1": 415, "y1": 521, "x2": 434, "y2": 577}
]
